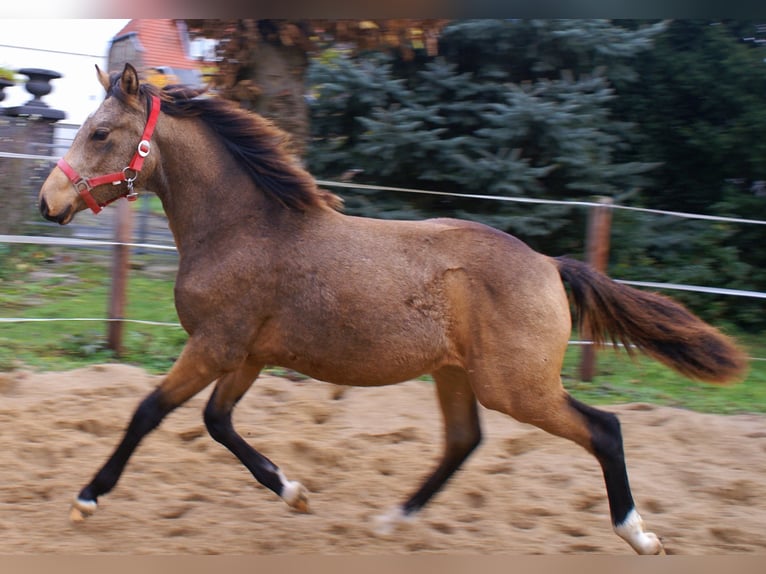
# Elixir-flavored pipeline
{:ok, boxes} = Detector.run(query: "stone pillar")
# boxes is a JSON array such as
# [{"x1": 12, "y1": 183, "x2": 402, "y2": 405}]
[
  {"x1": 0, "y1": 78, "x2": 14, "y2": 105},
  {"x1": 0, "y1": 68, "x2": 66, "y2": 234}
]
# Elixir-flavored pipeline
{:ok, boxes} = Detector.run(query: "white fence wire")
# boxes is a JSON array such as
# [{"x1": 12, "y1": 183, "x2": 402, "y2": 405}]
[{"x1": 315, "y1": 179, "x2": 766, "y2": 227}]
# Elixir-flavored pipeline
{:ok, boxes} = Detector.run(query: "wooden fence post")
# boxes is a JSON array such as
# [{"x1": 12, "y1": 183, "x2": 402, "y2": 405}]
[
  {"x1": 107, "y1": 199, "x2": 133, "y2": 356},
  {"x1": 579, "y1": 196, "x2": 613, "y2": 382}
]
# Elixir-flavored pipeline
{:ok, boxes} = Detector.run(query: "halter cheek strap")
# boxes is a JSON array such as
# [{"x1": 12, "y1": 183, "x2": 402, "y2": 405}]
[{"x1": 57, "y1": 94, "x2": 161, "y2": 214}]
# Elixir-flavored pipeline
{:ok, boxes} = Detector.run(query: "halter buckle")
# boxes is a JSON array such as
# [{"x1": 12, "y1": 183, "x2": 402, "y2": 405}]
[{"x1": 73, "y1": 178, "x2": 92, "y2": 194}]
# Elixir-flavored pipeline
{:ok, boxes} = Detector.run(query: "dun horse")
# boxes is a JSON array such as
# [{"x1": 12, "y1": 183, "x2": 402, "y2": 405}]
[{"x1": 39, "y1": 64, "x2": 747, "y2": 554}]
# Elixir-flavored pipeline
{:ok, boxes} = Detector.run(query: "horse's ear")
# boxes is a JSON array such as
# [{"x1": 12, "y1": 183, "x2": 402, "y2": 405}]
[
  {"x1": 96, "y1": 65, "x2": 110, "y2": 92},
  {"x1": 120, "y1": 63, "x2": 141, "y2": 97}
]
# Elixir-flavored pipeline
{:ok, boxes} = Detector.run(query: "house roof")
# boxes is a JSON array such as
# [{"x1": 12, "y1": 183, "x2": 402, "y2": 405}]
[{"x1": 112, "y1": 19, "x2": 199, "y2": 71}]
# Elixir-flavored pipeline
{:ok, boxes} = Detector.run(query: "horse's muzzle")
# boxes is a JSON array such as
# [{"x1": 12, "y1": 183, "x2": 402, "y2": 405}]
[{"x1": 40, "y1": 197, "x2": 72, "y2": 225}]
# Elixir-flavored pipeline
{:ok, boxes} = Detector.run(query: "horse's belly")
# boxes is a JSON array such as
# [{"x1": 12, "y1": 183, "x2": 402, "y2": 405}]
[
  {"x1": 251, "y1": 317, "x2": 454, "y2": 387},
  {"x1": 279, "y1": 356, "x2": 437, "y2": 387}
]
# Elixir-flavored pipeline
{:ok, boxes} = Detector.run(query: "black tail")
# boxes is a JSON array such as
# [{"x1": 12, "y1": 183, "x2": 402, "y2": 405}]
[{"x1": 555, "y1": 257, "x2": 748, "y2": 384}]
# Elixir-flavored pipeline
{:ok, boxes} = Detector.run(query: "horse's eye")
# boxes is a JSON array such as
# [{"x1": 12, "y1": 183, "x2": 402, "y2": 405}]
[{"x1": 92, "y1": 129, "x2": 110, "y2": 141}]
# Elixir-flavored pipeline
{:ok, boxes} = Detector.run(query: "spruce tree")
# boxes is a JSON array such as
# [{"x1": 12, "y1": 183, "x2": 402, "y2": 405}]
[
  {"x1": 307, "y1": 19, "x2": 665, "y2": 254},
  {"x1": 611, "y1": 20, "x2": 766, "y2": 329}
]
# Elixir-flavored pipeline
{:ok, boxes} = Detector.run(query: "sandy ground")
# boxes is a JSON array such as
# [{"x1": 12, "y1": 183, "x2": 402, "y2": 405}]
[{"x1": 0, "y1": 363, "x2": 765, "y2": 555}]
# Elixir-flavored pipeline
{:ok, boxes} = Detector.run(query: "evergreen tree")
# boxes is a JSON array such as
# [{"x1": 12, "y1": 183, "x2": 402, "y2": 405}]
[
  {"x1": 307, "y1": 19, "x2": 664, "y2": 254},
  {"x1": 611, "y1": 20, "x2": 766, "y2": 329},
  {"x1": 613, "y1": 20, "x2": 766, "y2": 213}
]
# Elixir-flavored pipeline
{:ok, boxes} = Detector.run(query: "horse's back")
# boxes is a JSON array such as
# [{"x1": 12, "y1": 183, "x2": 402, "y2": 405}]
[{"x1": 327, "y1": 213, "x2": 571, "y2": 338}]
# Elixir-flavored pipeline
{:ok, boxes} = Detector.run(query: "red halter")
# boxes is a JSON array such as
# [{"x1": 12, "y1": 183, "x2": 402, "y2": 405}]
[{"x1": 57, "y1": 94, "x2": 161, "y2": 214}]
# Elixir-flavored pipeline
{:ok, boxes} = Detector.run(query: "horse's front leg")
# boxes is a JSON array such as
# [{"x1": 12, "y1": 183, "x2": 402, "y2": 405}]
[
  {"x1": 69, "y1": 341, "x2": 229, "y2": 522},
  {"x1": 203, "y1": 361, "x2": 310, "y2": 513}
]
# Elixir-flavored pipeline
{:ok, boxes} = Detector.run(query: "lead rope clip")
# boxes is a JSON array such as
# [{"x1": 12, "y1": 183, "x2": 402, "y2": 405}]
[{"x1": 123, "y1": 167, "x2": 139, "y2": 201}]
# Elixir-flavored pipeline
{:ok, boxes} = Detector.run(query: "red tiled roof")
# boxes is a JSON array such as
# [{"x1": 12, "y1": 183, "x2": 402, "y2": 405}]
[{"x1": 114, "y1": 19, "x2": 199, "y2": 70}]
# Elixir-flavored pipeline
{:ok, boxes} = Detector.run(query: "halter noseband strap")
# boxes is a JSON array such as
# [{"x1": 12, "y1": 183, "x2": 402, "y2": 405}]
[{"x1": 57, "y1": 94, "x2": 161, "y2": 214}]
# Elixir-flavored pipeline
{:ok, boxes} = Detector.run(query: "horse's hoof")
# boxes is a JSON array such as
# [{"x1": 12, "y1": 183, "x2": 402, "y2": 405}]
[
  {"x1": 629, "y1": 531, "x2": 664, "y2": 554},
  {"x1": 615, "y1": 509, "x2": 665, "y2": 555},
  {"x1": 292, "y1": 496, "x2": 310, "y2": 514},
  {"x1": 373, "y1": 506, "x2": 412, "y2": 536},
  {"x1": 643, "y1": 532, "x2": 665, "y2": 555},
  {"x1": 283, "y1": 481, "x2": 310, "y2": 513},
  {"x1": 69, "y1": 497, "x2": 97, "y2": 523}
]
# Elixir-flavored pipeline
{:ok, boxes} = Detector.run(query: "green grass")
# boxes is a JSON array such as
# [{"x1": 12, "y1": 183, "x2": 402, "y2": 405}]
[
  {"x1": 0, "y1": 244, "x2": 184, "y2": 373},
  {"x1": 561, "y1": 341, "x2": 766, "y2": 414},
  {"x1": 1, "y1": 244, "x2": 765, "y2": 414}
]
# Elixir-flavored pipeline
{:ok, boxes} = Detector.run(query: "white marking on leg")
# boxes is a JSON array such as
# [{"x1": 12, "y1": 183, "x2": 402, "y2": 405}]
[
  {"x1": 614, "y1": 508, "x2": 664, "y2": 554},
  {"x1": 278, "y1": 469, "x2": 309, "y2": 512},
  {"x1": 373, "y1": 506, "x2": 415, "y2": 536}
]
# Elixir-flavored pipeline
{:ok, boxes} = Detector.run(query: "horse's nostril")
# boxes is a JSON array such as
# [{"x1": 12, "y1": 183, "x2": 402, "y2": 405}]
[{"x1": 39, "y1": 198, "x2": 72, "y2": 224}]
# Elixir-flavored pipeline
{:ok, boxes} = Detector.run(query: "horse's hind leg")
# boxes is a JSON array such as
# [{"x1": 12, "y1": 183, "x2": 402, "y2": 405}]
[
  {"x1": 69, "y1": 340, "x2": 228, "y2": 522},
  {"x1": 503, "y1": 385, "x2": 664, "y2": 554},
  {"x1": 564, "y1": 395, "x2": 664, "y2": 554},
  {"x1": 375, "y1": 366, "x2": 481, "y2": 533},
  {"x1": 203, "y1": 361, "x2": 309, "y2": 512}
]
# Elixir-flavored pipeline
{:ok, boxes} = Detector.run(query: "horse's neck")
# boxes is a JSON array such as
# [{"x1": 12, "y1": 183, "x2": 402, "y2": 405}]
[{"x1": 149, "y1": 119, "x2": 279, "y2": 254}]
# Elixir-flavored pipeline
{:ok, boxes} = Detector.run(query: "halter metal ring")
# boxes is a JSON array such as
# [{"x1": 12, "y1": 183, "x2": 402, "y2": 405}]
[
  {"x1": 122, "y1": 167, "x2": 138, "y2": 183},
  {"x1": 137, "y1": 139, "x2": 151, "y2": 157}
]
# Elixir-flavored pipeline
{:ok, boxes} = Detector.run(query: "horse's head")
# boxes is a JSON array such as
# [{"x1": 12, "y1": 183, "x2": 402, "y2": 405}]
[{"x1": 39, "y1": 63, "x2": 160, "y2": 224}]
